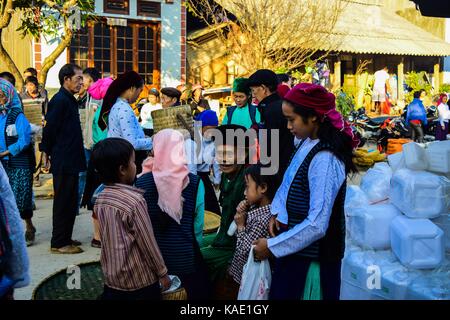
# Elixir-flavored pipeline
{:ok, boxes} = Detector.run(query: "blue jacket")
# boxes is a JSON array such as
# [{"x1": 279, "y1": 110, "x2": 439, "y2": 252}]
[{"x1": 406, "y1": 98, "x2": 428, "y2": 126}]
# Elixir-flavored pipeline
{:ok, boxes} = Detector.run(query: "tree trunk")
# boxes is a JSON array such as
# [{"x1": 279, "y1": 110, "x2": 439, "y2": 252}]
[
  {"x1": 0, "y1": 0, "x2": 24, "y2": 90},
  {"x1": 38, "y1": 30, "x2": 73, "y2": 87},
  {"x1": 0, "y1": 29, "x2": 23, "y2": 90}
]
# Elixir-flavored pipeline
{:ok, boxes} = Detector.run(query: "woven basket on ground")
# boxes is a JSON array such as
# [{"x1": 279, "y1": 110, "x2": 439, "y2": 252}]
[
  {"x1": 32, "y1": 261, "x2": 187, "y2": 300},
  {"x1": 151, "y1": 105, "x2": 193, "y2": 134}
]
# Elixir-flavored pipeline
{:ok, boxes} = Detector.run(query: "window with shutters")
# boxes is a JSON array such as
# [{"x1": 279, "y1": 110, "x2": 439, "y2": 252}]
[
  {"x1": 70, "y1": 26, "x2": 89, "y2": 70},
  {"x1": 69, "y1": 19, "x2": 161, "y2": 85},
  {"x1": 137, "y1": 1, "x2": 161, "y2": 18},
  {"x1": 104, "y1": 0, "x2": 129, "y2": 15}
]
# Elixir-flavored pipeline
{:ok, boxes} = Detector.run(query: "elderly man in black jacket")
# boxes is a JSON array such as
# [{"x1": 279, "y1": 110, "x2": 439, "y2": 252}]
[
  {"x1": 40, "y1": 64, "x2": 86, "y2": 254},
  {"x1": 248, "y1": 69, "x2": 294, "y2": 180}
]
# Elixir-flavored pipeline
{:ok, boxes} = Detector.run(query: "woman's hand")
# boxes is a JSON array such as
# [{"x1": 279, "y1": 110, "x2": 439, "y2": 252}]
[
  {"x1": 443, "y1": 125, "x2": 446, "y2": 130},
  {"x1": 252, "y1": 238, "x2": 272, "y2": 260},
  {"x1": 268, "y1": 215, "x2": 280, "y2": 238},
  {"x1": 159, "y1": 274, "x2": 172, "y2": 292}
]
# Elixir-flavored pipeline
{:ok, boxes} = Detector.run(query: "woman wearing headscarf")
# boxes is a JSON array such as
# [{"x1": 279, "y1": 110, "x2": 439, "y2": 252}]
[
  {"x1": 0, "y1": 160, "x2": 30, "y2": 299},
  {"x1": 222, "y1": 78, "x2": 261, "y2": 129},
  {"x1": 0, "y1": 79, "x2": 36, "y2": 247},
  {"x1": 135, "y1": 129, "x2": 210, "y2": 300},
  {"x1": 253, "y1": 83, "x2": 358, "y2": 300}
]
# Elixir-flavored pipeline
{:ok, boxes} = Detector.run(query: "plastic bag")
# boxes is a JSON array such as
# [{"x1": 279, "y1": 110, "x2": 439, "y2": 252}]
[
  {"x1": 360, "y1": 162, "x2": 392, "y2": 203},
  {"x1": 238, "y1": 246, "x2": 271, "y2": 300},
  {"x1": 388, "y1": 152, "x2": 406, "y2": 172},
  {"x1": 345, "y1": 185, "x2": 369, "y2": 214},
  {"x1": 162, "y1": 275, "x2": 182, "y2": 294},
  {"x1": 402, "y1": 142, "x2": 428, "y2": 171}
]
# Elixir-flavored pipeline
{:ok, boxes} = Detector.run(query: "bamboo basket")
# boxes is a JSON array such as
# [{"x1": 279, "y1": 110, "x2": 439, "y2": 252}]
[
  {"x1": 162, "y1": 287, "x2": 188, "y2": 300},
  {"x1": 151, "y1": 105, "x2": 193, "y2": 134},
  {"x1": 203, "y1": 210, "x2": 221, "y2": 234},
  {"x1": 23, "y1": 102, "x2": 44, "y2": 126},
  {"x1": 32, "y1": 261, "x2": 188, "y2": 300}
]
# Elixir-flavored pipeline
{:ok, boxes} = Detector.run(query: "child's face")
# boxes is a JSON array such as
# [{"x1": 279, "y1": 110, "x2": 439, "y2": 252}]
[
  {"x1": 216, "y1": 145, "x2": 243, "y2": 175},
  {"x1": 244, "y1": 174, "x2": 266, "y2": 206},
  {"x1": 119, "y1": 151, "x2": 137, "y2": 185},
  {"x1": 202, "y1": 126, "x2": 216, "y2": 140},
  {"x1": 148, "y1": 94, "x2": 158, "y2": 105}
]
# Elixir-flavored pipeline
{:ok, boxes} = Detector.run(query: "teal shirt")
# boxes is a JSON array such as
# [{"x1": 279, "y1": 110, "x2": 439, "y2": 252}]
[
  {"x1": 92, "y1": 107, "x2": 108, "y2": 144},
  {"x1": 222, "y1": 104, "x2": 261, "y2": 129},
  {"x1": 194, "y1": 180, "x2": 205, "y2": 246}
]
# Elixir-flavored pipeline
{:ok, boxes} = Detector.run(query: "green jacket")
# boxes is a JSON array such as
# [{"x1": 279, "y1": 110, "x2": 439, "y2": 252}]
[{"x1": 212, "y1": 166, "x2": 246, "y2": 248}]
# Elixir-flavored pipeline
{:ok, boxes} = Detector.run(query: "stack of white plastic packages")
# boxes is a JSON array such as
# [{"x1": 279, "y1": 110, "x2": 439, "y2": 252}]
[{"x1": 341, "y1": 140, "x2": 450, "y2": 300}]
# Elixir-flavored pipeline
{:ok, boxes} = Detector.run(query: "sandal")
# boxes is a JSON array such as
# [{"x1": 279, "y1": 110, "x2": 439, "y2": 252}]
[{"x1": 25, "y1": 227, "x2": 36, "y2": 247}]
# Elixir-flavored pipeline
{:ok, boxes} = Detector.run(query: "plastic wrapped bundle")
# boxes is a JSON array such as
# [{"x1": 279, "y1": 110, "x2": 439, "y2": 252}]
[
  {"x1": 402, "y1": 142, "x2": 428, "y2": 171},
  {"x1": 390, "y1": 216, "x2": 445, "y2": 270},
  {"x1": 348, "y1": 203, "x2": 401, "y2": 250},
  {"x1": 360, "y1": 162, "x2": 392, "y2": 203},
  {"x1": 388, "y1": 151, "x2": 406, "y2": 172},
  {"x1": 406, "y1": 273, "x2": 450, "y2": 300},
  {"x1": 432, "y1": 214, "x2": 450, "y2": 252},
  {"x1": 390, "y1": 169, "x2": 450, "y2": 219},
  {"x1": 426, "y1": 140, "x2": 450, "y2": 174}
]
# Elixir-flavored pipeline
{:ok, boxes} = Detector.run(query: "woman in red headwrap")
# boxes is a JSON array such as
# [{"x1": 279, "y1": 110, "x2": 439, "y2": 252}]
[{"x1": 252, "y1": 83, "x2": 358, "y2": 300}]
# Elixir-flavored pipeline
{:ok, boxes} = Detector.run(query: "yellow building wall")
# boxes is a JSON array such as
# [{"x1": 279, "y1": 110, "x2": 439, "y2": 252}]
[{"x1": 0, "y1": 14, "x2": 33, "y2": 77}]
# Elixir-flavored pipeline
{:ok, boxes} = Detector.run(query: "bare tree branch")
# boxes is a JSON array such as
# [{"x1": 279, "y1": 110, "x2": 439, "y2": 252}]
[{"x1": 188, "y1": 0, "x2": 345, "y2": 77}]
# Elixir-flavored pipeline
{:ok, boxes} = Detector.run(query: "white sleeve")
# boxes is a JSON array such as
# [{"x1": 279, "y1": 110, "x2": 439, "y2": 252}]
[
  {"x1": 140, "y1": 104, "x2": 151, "y2": 123},
  {"x1": 267, "y1": 151, "x2": 346, "y2": 258},
  {"x1": 185, "y1": 139, "x2": 198, "y2": 175},
  {"x1": 212, "y1": 159, "x2": 221, "y2": 185}
]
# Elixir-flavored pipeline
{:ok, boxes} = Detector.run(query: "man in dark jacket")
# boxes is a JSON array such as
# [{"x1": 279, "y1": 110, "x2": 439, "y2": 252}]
[
  {"x1": 40, "y1": 64, "x2": 86, "y2": 254},
  {"x1": 248, "y1": 69, "x2": 294, "y2": 179}
]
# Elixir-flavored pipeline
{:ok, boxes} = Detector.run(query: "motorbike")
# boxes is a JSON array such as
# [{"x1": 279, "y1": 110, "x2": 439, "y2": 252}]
[{"x1": 348, "y1": 107, "x2": 391, "y2": 144}]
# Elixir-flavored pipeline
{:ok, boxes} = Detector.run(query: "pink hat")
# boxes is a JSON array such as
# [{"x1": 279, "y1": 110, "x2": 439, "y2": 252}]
[{"x1": 88, "y1": 77, "x2": 114, "y2": 100}]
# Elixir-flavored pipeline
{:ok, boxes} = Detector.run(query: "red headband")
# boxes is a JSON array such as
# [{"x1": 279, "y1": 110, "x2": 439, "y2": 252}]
[{"x1": 284, "y1": 83, "x2": 359, "y2": 149}]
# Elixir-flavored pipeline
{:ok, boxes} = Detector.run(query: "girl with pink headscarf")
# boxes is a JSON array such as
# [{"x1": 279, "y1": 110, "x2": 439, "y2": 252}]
[
  {"x1": 252, "y1": 83, "x2": 358, "y2": 300},
  {"x1": 135, "y1": 129, "x2": 210, "y2": 300}
]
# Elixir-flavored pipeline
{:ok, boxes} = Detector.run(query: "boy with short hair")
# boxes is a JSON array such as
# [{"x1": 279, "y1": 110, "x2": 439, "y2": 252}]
[{"x1": 92, "y1": 137, "x2": 170, "y2": 300}]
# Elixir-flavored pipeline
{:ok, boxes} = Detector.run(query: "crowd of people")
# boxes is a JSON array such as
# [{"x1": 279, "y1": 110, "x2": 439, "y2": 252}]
[{"x1": 0, "y1": 62, "x2": 369, "y2": 301}]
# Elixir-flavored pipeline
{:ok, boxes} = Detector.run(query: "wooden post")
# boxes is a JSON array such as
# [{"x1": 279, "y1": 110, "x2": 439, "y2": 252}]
[
  {"x1": 334, "y1": 60, "x2": 341, "y2": 89},
  {"x1": 434, "y1": 61, "x2": 440, "y2": 94},
  {"x1": 397, "y1": 61, "x2": 404, "y2": 105}
]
